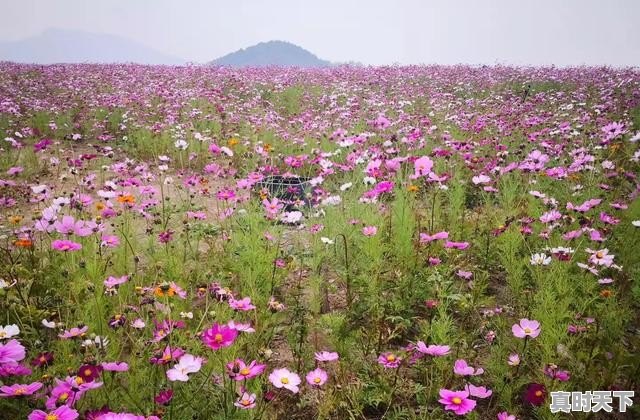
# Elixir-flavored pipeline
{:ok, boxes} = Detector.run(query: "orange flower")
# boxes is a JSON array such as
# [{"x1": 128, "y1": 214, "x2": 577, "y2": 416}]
[
  {"x1": 117, "y1": 194, "x2": 135, "y2": 204},
  {"x1": 14, "y1": 238, "x2": 33, "y2": 248},
  {"x1": 600, "y1": 289, "x2": 613, "y2": 298},
  {"x1": 8, "y1": 215, "x2": 22, "y2": 224},
  {"x1": 407, "y1": 184, "x2": 419, "y2": 192},
  {"x1": 228, "y1": 138, "x2": 239, "y2": 147}
]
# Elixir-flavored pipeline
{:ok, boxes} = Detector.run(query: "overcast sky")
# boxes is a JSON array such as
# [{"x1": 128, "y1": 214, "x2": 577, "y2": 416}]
[{"x1": 1, "y1": 0, "x2": 638, "y2": 66}]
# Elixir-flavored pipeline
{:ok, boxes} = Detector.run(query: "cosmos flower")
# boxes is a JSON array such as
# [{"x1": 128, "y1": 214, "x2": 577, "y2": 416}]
[
  {"x1": 415, "y1": 342, "x2": 450, "y2": 357},
  {"x1": 530, "y1": 253, "x2": 551, "y2": 266},
  {"x1": 0, "y1": 324, "x2": 20, "y2": 339},
  {"x1": 28, "y1": 406, "x2": 79, "y2": 420},
  {"x1": 314, "y1": 351, "x2": 339, "y2": 362},
  {"x1": 51, "y1": 239, "x2": 82, "y2": 252},
  {"x1": 0, "y1": 381, "x2": 43, "y2": 397},
  {"x1": 512, "y1": 319, "x2": 541, "y2": 338},
  {"x1": 378, "y1": 352, "x2": 402, "y2": 369},
  {"x1": 234, "y1": 392, "x2": 256, "y2": 409},
  {"x1": 228, "y1": 297, "x2": 256, "y2": 311},
  {"x1": 226, "y1": 359, "x2": 266, "y2": 381},
  {"x1": 167, "y1": 354, "x2": 203, "y2": 382},
  {"x1": 523, "y1": 383, "x2": 547, "y2": 406},
  {"x1": 0, "y1": 339, "x2": 26, "y2": 364},
  {"x1": 269, "y1": 368, "x2": 301, "y2": 393},
  {"x1": 453, "y1": 359, "x2": 484, "y2": 376},
  {"x1": 306, "y1": 368, "x2": 328, "y2": 387},
  {"x1": 202, "y1": 323, "x2": 238, "y2": 350},
  {"x1": 438, "y1": 389, "x2": 476, "y2": 415},
  {"x1": 362, "y1": 226, "x2": 378, "y2": 236}
]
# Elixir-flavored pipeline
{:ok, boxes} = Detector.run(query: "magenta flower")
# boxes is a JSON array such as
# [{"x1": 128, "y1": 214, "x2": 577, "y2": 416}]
[
  {"x1": 419, "y1": 231, "x2": 449, "y2": 243},
  {"x1": 314, "y1": 351, "x2": 339, "y2": 362},
  {"x1": 378, "y1": 352, "x2": 402, "y2": 368},
  {"x1": 306, "y1": 368, "x2": 328, "y2": 387},
  {"x1": 154, "y1": 389, "x2": 174, "y2": 406},
  {"x1": 150, "y1": 345, "x2": 185, "y2": 365},
  {"x1": 512, "y1": 319, "x2": 541, "y2": 338},
  {"x1": 411, "y1": 156, "x2": 434, "y2": 178},
  {"x1": 28, "y1": 406, "x2": 79, "y2": 420},
  {"x1": 51, "y1": 239, "x2": 82, "y2": 252},
  {"x1": 0, "y1": 362, "x2": 32, "y2": 377},
  {"x1": 234, "y1": 392, "x2": 257, "y2": 409},
  {"x1": 104, "y1": 275, "x2": 128, "y2": 288},
  {"x1": 415, "y1": 341, "x2": 450, "y2": 357},
  {"x1": 453, "y1": 359, "x2": 484, "y2": 376},
  {"x1": 269, "y1": 368, "x2": 301, "y2": 393},
  {"x1": 497, "y1": 412, "x2": 517, "y2": 420},
  {"x1": 202, "y1": 323, "x2": 238, "y2": 350},
  {"x1": 228, "y1": 297, "x2": 256, "y2": 311},
  {"x1": 438, "y1": 389, "x2": 476, "y2": 416},
  {"x1": 0, "y1": 339, "x2": 25, "y2": 364},
  {"x1": 0, "y1": 381, "x2": 43, "y2": 397},
  {"x1": 226, "y1": 359, "x2": 266, "y2": 381},
  {"x1": 444, "y1": 241, "x2": 470, "y2": 250}
]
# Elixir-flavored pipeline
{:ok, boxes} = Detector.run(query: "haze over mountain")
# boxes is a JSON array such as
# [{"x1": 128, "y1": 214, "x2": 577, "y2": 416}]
[
  {"x1": 0, "y1": 28, "x2": 184, "y2": 65},
  {"x1": 211, "y1": 41, "x2": 330, "y2": 67}
]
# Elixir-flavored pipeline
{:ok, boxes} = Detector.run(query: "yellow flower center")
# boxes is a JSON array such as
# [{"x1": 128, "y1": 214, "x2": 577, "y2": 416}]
[
  {"x1": 14, "y1": 387, "x2": 26, "y2": 395},
  {"x1": 84, "y1": 368, "x2": 93, "y2": 376},
  {"x1": 524, "y1": 328, "x2": 532, "y2": 334},
  {"x1": 314, "y1": 377, "x2": 321, "y2": 384},
  {"x1": 241, "y1": 399, "x2": 251, "y2": 406},
  {"x1": 281, "y1": 377, "x2": 289, "y2": 384},
  {"x1": 596, "y1": 251, "x2": 604, "y2": 258},
  {"x1": 40, "y1": 356, "x2": 47, "y2": 363},
  {"x1": 452, "y1": 397, "x2": 462, "y2": 404},
  {"x1": 535, "y1": 390, "x2": 543, "y2": 397},
  {"x1": 75, "y1": 377, "x2": 84, "y2": 385},
  {"x1": 46, "y1": 415, "x2": 59, "y2": 420},
  {"x1": 214, "y1": 333, "x2": 223, "y2": 343},
  {"x1": 58, "y1": 392, "x2": 69, "y2": 402},
  {"x1": 386, "y1": 354, "x2": 396, "y2": 362},
  {"x1": 240, "y1": 368, "x2": 250, "y2": 376},
  {"x1": 0, "y1": 332, "x2": 6, "y2": 338}
]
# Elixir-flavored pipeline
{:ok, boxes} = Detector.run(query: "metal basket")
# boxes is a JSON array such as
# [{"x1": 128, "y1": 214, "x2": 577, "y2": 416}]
[{"x1": 256, "y1": 175, "x2": 311, "y2": 211}]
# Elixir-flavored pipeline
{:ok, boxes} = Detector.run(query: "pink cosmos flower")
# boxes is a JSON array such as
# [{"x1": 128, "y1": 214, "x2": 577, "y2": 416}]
[
  {"x1": 412, "y1": 156, "x2": 434, "y2": 178},
  {"x1": 100, "y1": 234, "x2": 120, "y2": 248},
  {"x1": 539, "y1": 210, "x2": 562, "y2": 223},
  {"x1": 444, "y1": 241, "x2": 470, "y2": 250},
  {"x1": 508, "y1": 353, "x2": 520, "y2": 366},
  {"x1": 512, "y1": 319, "x2": 541, "y2": 339},
  {"x1": 58, "y1": 326, "x2": 88, "y2": 339},
  {"x1": 216, "y1": 188, "x2": 236, "y2": 201},
  {"x1": 0, "y1": 339, "x2": 25, "y2": 364},
  {"x1": 0, "y1": 381, "x2": 43, "y2": 397},
  {"x1": 306, "y1": 368, "x2": 328, "y2": 387},
  {"x1": 150, "y1": 345, "x2": 185, "y2": 365},
  {"x1": 226, "y1": 320, "x2": 256, "y2": 333},
  {"x1": 586, "y1": 248, "x2": 614, "y2": 267},
  {"x1": 28, "y1": 406, "x2": 79, "y2": 420},
  {"x1": 497, "y1": 412, "x2": 517, "y2": 420},
  {"x1": 415, "y1": 341, "x2": 450, "y2": 357},
  {"x1": 453, "y1": 359, "x2": 484, "y2": 376},
  {"x1": 269, "y1": 368, "x2": 301, "y2": 393},
  {"x1": 52, "y1": 239, "x2": 82, "y2": 252},
  {"x1": 101, "y1": 362, "x2": 129, "y2": 372},
  {"x1": 202, "y1": 323, "x2": 238, "y2": 350},
  {"x1": 378, "y1": 352, "x2": 402, "y2": 368},
  {"x1": 419, "y1": 231, "x2": 449, "y2": 243},
  {"x1": 362, "y1": 226, "x2": 378, "y2": 236},
  {"x1": 167, "y1": 354, "x2": 203, "y2": 382},
  {"x1": 234, "y1": 392, "x2": 256, "y2": 409},
  {"x1": 314, "y1": 351, "x2": 339, "y2": 362},
  {"x1": 104, "y1": 275, "x2": 128, "y2": 288},
  {"x1": 465, "y1": 384, "x2": 492, "y2": 398},
  {"x1": 438, "y1": 389, "x2": 476, "y2": 415},
  {"x1": 228, "y1": 297, "x2": 256, "y2": 311},
  {"x1": 0, "y1": 362, "x2": 32, "y2": 377},
  {"x1": 226, "y1": 359, "x2": 266, "y2": 381}
]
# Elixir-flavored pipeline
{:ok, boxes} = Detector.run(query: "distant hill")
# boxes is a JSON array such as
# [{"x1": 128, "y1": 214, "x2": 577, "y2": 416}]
[
  {"x1": 0, "y1": 28, "x2": 184, "y2": 65},
  {"x1": 211, "y1": 41, "x2": 330, "y2": 67}
]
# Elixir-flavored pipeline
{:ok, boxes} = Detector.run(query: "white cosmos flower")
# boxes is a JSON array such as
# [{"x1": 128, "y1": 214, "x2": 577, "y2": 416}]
[
  {"x1": 530, "y1": 253, "x2": 551, "y2": 266},
  {"x1": 340, "y1": 182, "x2": 353, "y2": 191},
  {"x1": 632, "y1": 220, "x2": 640, "y2": 228},
  {"x1": 0, "y1": 324, "x2": 20, "y2": 339},
  {"x1": 281, "y1": 211, "x2": 303, "y2": 224},
  {"x1": 320, "y1": 237, "x2": 335, "y2": 245},
  {"x1": 174, "y1": 139, "x2": 189, "y2": 150},
  {"x1": 41, "y1": 319, "x2": 57, "y2": 329}
]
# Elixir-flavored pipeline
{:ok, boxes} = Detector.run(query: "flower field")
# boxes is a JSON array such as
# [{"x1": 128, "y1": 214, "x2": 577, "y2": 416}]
[{"x1": 0, "y1": 63, "x2": 639, "y2": 419}]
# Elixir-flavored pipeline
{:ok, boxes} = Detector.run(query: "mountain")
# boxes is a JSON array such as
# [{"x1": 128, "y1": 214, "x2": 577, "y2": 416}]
[
  {"x1": 211, "y1": 41, "x2": 330, "y2": 67},
  {"x1": 0, "y1": 28, "x2": 183, "y2": 65}
]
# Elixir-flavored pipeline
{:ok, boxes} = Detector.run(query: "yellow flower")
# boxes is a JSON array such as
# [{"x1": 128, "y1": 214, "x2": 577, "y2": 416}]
[
  {"x1": 228, "y1": 138, "x2": 239, "y2": 147},
  {"x1": 407, "y1": 184, "x2": 419, "y2": 192}
]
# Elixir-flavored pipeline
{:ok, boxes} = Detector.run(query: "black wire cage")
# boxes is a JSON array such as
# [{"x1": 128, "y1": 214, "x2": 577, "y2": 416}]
[{"x1": 256, "y1": 175, "x2": 312, "y2": 211}]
